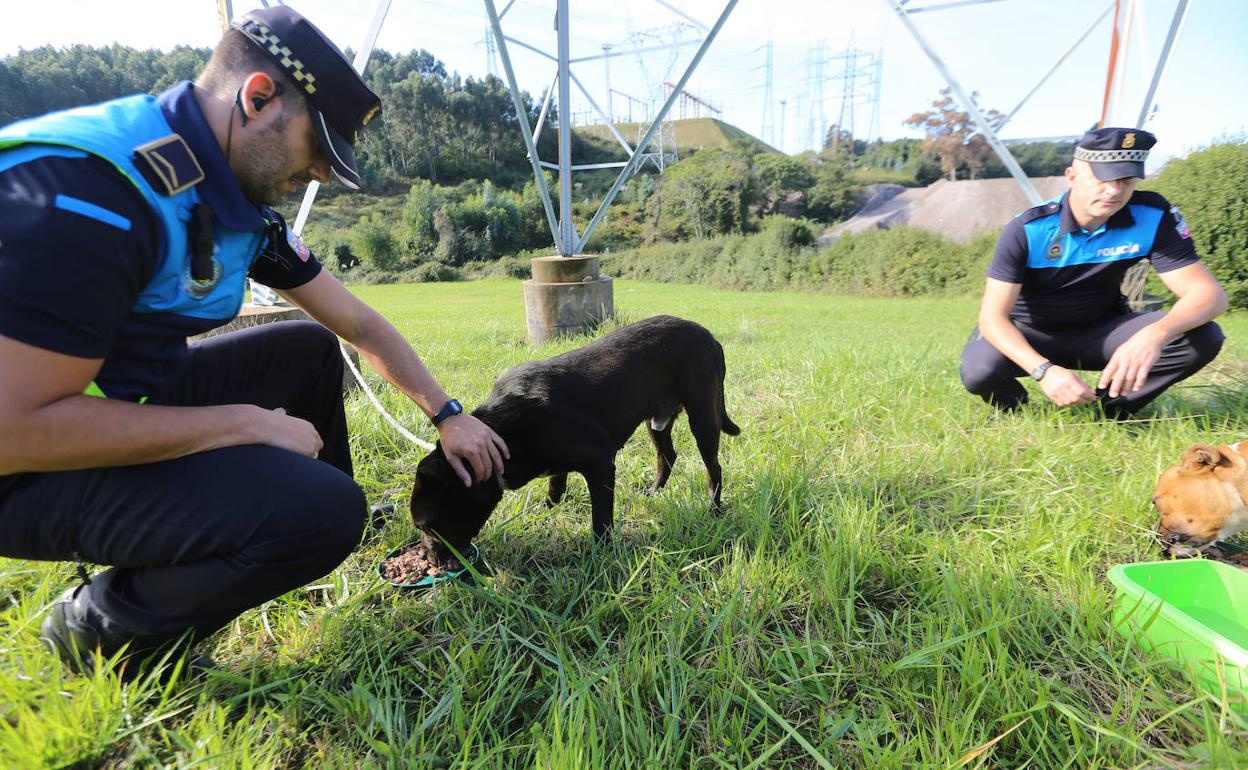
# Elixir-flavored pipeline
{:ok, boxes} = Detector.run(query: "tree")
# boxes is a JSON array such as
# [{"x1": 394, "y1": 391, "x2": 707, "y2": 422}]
[
  {"x1": 659, "y1": 148, "x2": 752, "y2": 239},
  {"x1": 904, "y1": 87, "x2": 1004, "y2": 181},
  {"x1": 1146, "y1": 140, "x2": 1248, "y2": 309}
]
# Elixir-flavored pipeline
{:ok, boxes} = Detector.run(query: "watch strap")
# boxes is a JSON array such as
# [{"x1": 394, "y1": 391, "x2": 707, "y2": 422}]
[
  {"x1": 431, "y1": 398, "x2": 463, "y2": 426},
  {"x1": 1030, "y1": 361, "x2": 1054, "y2": 381}
]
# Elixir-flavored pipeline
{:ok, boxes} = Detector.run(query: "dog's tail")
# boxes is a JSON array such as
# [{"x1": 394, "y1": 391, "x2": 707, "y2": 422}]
[{"x1": 714, "y1": 338, "x2": 741, "y2": 436}]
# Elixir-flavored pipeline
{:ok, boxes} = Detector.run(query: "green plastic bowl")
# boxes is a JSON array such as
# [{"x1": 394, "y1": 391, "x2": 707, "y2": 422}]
[
  {"x1": 1108, "y1": 559, "x2": 1248, "y2": 702},
  {"x1": 377, "y1": 541, "x2": 486, "y2": 591}
]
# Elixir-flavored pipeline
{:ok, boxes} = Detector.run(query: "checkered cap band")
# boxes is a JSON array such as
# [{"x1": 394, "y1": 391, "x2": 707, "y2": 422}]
[
  {"x1": 251, "y1": 23, "x2": 318, "y2": 94},
  {"x1": 1074, "y1": 147, "x2": 1148, "y2": 163}
]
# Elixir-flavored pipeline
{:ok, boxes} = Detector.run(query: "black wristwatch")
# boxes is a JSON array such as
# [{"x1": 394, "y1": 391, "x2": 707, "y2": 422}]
[
  {"x1": 1030, "y1": 360, "x2": 1054, "y2": 382},
  {"x1": 431, "y1": 398, "x2": 463, "y2": 427}
]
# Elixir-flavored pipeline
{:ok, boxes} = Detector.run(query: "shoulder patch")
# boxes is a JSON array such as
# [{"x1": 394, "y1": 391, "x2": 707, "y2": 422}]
[
  {"x1": 133, "y1": 134, "x2": 204, "y2": 196},
  {"x1": 1171, "y1": 205, "x2": 1191, "y2": 239},
  {"x1": 1014, "y1": 200, "x2": 1062, "y2": 225}
]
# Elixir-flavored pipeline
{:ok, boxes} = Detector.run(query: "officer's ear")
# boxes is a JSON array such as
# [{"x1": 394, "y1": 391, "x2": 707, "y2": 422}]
[{"x1": 237, "y1": 73, "x2": 284, "y2": 125}]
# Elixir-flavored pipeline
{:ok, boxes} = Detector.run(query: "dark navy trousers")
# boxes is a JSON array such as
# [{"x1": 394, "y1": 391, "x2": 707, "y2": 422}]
[
  {"x1": 0, "y1": 321, "x2": 366, "y2": 643},
  {"x1": 960, "y1": 311, "x2": 1224, "y2": 417}
]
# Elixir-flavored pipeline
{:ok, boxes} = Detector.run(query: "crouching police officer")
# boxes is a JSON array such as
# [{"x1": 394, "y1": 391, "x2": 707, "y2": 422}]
[
  {"x1": 0, "y1": 6, "x2": 507, "y2": 678},
  {"x1": 960, "y1": 127, "x2": 1228, "y2": 418}
]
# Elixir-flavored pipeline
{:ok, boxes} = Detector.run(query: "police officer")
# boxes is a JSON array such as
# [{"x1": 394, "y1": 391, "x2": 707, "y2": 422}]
[
  {"x1": 0, "y1": 6, "x2": 507, "y2": 677},
  {"x1": 959, "y1": 127, "x2": 1228, "y2": 418}
]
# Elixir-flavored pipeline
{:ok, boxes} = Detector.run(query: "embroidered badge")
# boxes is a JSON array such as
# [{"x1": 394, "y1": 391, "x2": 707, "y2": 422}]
[
  {"x1": 286, "y1": 228, "x2": 311, "y2": 262},
  {"x1": 182, "y1": 256, "x2": 223, "y2": 298},
  {"x1": 1171, "y1": 205, "x2": 1191, "y2": 239},
  {"x1": 1047, "y1": 241, "x2": 1063, "y2": 259}
]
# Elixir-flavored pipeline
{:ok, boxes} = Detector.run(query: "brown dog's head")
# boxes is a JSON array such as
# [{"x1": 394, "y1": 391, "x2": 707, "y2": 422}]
[
  {"x1": 1154, "y1": 443, "x2": 1248, "y2": 555},
  {"x1": 409, "y1": 447, "x2": 504, "y2": 564}
]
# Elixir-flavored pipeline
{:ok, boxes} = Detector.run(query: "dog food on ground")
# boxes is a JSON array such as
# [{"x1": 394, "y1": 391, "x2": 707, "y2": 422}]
[
  {"x1": 380, "y1": 543, "x2": 462, "y2": 584},
  {"x1": 1206, "y1": 545, "x2": 1248, "y2": 568}
]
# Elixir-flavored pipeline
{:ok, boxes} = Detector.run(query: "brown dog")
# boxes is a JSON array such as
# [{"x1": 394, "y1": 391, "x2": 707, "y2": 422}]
[
  {"x1": 1154, "y1": 442, "x2": 1248, "y2": 556},
  {"x1": 409, "y1": 315, "x2": 740, "y2": 564}
]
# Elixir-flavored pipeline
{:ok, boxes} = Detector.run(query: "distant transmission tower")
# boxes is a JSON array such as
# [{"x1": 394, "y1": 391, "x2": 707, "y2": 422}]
[
  {"x1": 827, "y1": 35, "x2": 882, "y2": 155},
  {"x1": 484, "y1": 26, "x2": 499, "y2": 79},
  {"x1": 760, "y1": 35, "x2": 775, "y2": 146},
  {"x1": 628, "y1": 23, "x2": 695, "y2": 172}
]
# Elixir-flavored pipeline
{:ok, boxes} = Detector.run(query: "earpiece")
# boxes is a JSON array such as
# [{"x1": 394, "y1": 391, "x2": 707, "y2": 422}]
[
  {"x1": 251, "y1": 82, "x2": 284, "y2": 112},
  {"x1": 235, "y1": 82, "x2": 285, "y2": 127}
]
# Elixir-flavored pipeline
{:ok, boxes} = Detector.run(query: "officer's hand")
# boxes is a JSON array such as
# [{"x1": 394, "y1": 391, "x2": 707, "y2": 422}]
[
  {"x1": 437, "y1": 414, "x2": 509, "y2": 487},
  {"x1": 1040, "y1": 365, "x2": 1097, "y2": 408},
  {"x1": 253, "y1": 406, "x2": 324, "y2": 458},
  {"x1": 1099, "y1": 324, "x2": 1166, "y2": 398}
]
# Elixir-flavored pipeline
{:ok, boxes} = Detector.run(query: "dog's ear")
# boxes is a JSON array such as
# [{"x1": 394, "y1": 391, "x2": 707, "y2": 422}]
[
  {"x1": 1181, "y1": 443, "x2": 1233, "y2": 472},
  {"x1": 415, "y1": 461, "x2": 443, "y2": 492}
]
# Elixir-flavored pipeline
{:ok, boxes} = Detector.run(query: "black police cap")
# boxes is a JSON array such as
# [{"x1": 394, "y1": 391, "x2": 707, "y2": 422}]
[
  {"x1": 232, "y1": 5, "x2": 381, "y2": 190},
  {"x1": 1073, "y1": 127, "x2": 1156, "y2": 181}
]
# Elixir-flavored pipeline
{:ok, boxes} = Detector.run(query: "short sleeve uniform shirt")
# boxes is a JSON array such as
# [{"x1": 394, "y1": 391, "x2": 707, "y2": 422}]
[
  {"x1": 0, "y1": 82, "x2": 321, "y2": 400},
  {"x1": 986, "y1": 189, "x2": 1197, "y2": 329}
]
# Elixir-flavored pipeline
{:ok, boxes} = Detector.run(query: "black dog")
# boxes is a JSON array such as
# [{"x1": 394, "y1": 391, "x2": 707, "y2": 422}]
[{"x1": 410, "y1": 315, "x2": 741, "y2": 562}]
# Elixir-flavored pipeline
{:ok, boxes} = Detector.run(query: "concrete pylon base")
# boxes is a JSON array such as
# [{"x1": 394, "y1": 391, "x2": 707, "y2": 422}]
[{"x1": 522, "y1": 255, "x2": 615, "y2": 344}]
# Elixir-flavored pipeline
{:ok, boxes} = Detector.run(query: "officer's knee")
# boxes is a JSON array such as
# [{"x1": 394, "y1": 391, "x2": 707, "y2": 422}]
[
  {"x1": 255, "y1": 469, "x2": 366, "y2": 568},
  {"x1": 286, "y1": 320, "x2": 341, "y2": 358},
  {"x1": 961, "y1": 355, "x2": 1008, "y2": 395},
  {"x1": 1186, "y1": 321, "x2": 1225, "y2": 367}
]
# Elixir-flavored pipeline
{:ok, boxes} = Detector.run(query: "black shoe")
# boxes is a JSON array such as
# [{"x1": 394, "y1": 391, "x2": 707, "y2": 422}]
[
  {"x1": 368, "y1": 503, "x2": 396, "y2": 531},
  {"x1": 40, "y1": 586, "x2": 214, "y2": 682},
  {"x1": 39, "y1": 586, "x2": 104, "y2": 676}
]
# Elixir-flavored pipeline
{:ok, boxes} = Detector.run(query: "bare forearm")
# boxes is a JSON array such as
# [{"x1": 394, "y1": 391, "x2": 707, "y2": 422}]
[
  {"x1": 349, "y1": 314, "x2": 450, "y2": 419},
  {"x1": 979, "y1": 313, "x2": 1048, "y2": 373},
  {"x1": 1151, "y1": 286, "x2": 1228, "y2": 340},
  {"x1": 0, "y1": 398, "x2": 261, "y2": 475}
]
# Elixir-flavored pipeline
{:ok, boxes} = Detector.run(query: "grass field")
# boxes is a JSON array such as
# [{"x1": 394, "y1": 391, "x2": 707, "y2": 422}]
[{"x1": 4, "y1": 278, "x2": 1248, "y2": 768}]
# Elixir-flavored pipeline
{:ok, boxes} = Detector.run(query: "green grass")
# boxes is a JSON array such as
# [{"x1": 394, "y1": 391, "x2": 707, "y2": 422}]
[
  {"x1": 4, "y1": 279, "x2": 1248, "y2": 768},
  {"x1": 576, "y1": 118, "x2": 778, "y2": 157}
]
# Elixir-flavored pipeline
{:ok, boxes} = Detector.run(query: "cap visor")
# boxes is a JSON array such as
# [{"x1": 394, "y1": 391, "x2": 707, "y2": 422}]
[
  {"x1": 1089, "y1": 160, "x2": 1145, "y2": 182},
  {"x1": 311, "y1": 109, "x2": 362, "y2": 190}
]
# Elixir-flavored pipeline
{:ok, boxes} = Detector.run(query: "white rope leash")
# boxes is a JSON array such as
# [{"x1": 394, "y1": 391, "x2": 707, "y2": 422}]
[{"x1": 340, "y1": 342, "x2": 435, "y2": 451}]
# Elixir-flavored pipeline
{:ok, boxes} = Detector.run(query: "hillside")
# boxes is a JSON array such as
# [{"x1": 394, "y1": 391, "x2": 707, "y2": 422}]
[{"x1": 574, "y1": 117, "x2": 777, "y2": 157}]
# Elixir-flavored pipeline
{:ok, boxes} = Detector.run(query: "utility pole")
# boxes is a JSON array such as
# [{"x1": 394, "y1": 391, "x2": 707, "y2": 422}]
[
  {"x1": 603, "y1": 44, "x2": 613, "y2": 123},
  {"x1": 779, "y1": 98, "x2": 787, "y2": 153},
  {"x1": 760, "y1": 35, "x2": 774, "y2": 145},
  {"x1": 814, "y1": 39, "x2": 826, "y2": 152}
]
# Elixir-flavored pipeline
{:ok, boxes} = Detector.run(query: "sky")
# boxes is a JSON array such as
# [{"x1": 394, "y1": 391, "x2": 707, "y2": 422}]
[{"x1": 2, "y1": 0, "x2": 1245, "y2": 172}]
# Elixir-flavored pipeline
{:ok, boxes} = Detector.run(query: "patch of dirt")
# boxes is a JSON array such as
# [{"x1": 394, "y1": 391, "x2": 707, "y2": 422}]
[
  {"x1": 1204, "y1": 545, "x2": 1248, "y2": 568},
  {"x1": 819, "y1": 176, "x2": 1070, "y2": 246},
  {"x1": 381, "y1": 543, "x2": 462, "y2": 584}
]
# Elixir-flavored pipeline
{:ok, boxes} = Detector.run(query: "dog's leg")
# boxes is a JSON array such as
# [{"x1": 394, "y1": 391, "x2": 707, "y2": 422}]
[
  {"x1": 585, "y1": 463, "x2": 616, "y2": 541},
  {"x1": 644, "y1": 422, "x2": 678, "y2": 496},
  {"x1": 685, "y1": 401, "x2": 725, "y2": 514},
  {"x1": 547, "y1": 473, "x2": 568, "y2": 507}
]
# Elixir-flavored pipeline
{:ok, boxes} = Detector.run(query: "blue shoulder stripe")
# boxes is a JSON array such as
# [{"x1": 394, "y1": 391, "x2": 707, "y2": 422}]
[
  {"x1": 54, "y1": 194, "x2": 132, "y2": 231},
  {"x1": 0, "y1": 145, "x2": 89, "y2": 173}
]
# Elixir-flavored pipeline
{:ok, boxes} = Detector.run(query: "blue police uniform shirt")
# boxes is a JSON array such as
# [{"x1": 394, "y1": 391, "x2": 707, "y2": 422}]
[
  {"x1": 986, "y1": 189, "x2": 1197, "y2": 329},
  {"x1": 0, "y1": 81, "x2": 321, "y2": 400}
]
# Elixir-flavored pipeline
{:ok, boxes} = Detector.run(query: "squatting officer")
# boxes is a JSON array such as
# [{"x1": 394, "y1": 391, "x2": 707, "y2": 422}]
[
  {"x1": 0, "y1": 6, "x2": 507, "y2": 676},
  {"x1": 959, "y1": 127, "x2": 1228, "y2": 418}
]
